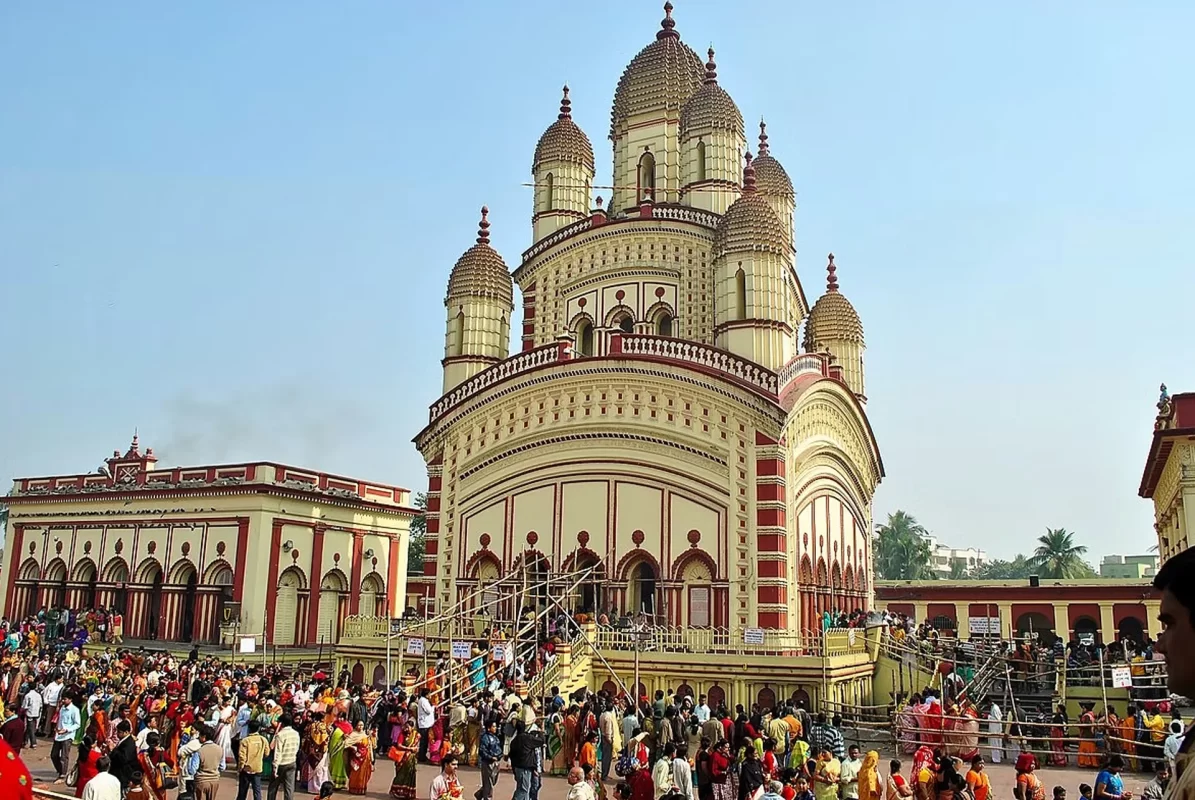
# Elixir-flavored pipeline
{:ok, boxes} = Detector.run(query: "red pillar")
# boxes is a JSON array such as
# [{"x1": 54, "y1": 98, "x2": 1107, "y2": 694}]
[
  {"x1": 264, "y1": 520, "x2": 283, "y2": 645},
  {"x1": 349, "y1": 532, "x2": 364, "y2": 615},
  {"x1": 306, "y1": 526, "x2": 326, "y2": 645}
]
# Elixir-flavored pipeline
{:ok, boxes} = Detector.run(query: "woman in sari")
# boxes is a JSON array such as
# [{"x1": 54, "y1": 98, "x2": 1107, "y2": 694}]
[
  {"x1": 465, "y1": 701, "x2": 481, "y2": 767},
  {"x1": 389, "y1": 719, "x2": 420, "y2": 799},
  {"x1": 304, "y1": 713, "x2": 332, "y2": 790},
  {"x1": 329, "y1": 717, "x2": 351, "y2": 791},
  {"x1": 563, "y1": 706, "x2": 580, "y2": 768},
  {"x1": 345, "y1": 720, "x2": 374, "y2": 796},
  {"x1": 857, "y1": 751, "x2": 881, "y2": 800},
  {"x1": 1077, "y1": 703, "x2": 1100, "y2": 768},
  {"x1": 548, "y1": 706, "x2": 567, "y2": 776},
  {"x1": 1047, "y1": 705, "x2": 1067, "y2": 767}
]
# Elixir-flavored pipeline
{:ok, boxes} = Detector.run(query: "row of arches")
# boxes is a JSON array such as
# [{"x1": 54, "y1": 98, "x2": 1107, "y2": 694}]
[
  {"x1": 12, "y1": 556, "x2": 234, "y2": 643},
  {"x1": 797, "y1": 555, "x2": 869, "y2": 634},
  {"x1": 461, "y1": 548, "x2": 724, "y2": 629},
  {"x1": 271, "y1": 566, "x2": 388, "y2": 647},
  {"x1": 572, "y1": 306, "x2": 674, "y2": 355}
]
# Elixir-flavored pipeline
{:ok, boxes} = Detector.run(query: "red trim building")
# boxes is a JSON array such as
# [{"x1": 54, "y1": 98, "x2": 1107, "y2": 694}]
[{"x1": 0, "y1": 437, "x2": 416, "y2": 647}]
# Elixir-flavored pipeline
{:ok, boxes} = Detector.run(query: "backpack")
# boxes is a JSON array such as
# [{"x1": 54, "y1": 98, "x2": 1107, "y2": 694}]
[{"x1": 615, "y1": 748, "x2": 636, "y2": 777}]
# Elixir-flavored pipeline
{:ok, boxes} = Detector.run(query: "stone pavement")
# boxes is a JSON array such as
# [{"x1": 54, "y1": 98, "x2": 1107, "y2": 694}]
[{"x1": 21, "y1": 742, "x2": 1152, "y2": 800}]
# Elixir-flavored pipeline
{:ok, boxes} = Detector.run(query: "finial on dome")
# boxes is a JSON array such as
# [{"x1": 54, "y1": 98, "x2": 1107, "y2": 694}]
[
  {"x1": 658, "y1": 1, "x2": 678, "y2": 39},
  {"x1": 704, "y1": 47, "x2": 717, "y2": 84},
  {"x1": 559, "y1": 85, "x2": 572, "y2": 119},
  {"x1": 476, "y1": 206, "x2": 491, "y2": 245},
  {"x1": 826, "y1": 253, "x2": 839, "y2": 292},
  {"x1": 742, "y1": 151, "x2": 756, "y2": 193},
  {"x1": 758, "y1": 118, "x2": 770, "y2": 156},
  {"x1": 595, "y1": 195, "x2": 603, "y2": 208}
]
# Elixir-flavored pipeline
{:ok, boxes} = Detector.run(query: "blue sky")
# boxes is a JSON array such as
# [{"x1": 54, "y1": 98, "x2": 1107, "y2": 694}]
[{"x1": 2, "y1": 1, "x2": 1192, "y2": 561}]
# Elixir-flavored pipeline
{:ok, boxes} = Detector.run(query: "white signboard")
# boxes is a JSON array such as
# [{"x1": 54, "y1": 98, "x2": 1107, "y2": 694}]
[
  {"x1": 492, "y1": 644, "x2": 505, "y2": 662},
  {"x1": 239, "y1": 636, "x2": 257, "y2": 654},
  {"x1": 406, "y1": 637, "x2": 425, "y2": 656},
  {"x1": 1111, "y1": 666, "x2": 1133, "y2": 689},
  {"x1": 744, "y1": 628, "x2": 766, "y2": 646},
  {"x1": 848, "y1": 628, "x2": 857, "y2": 647},
  {"x1": 968, "y1": 617, "x2": 1001, "y2": 635},
  {"x1": 451, "y1": 641, "x2": 473, "y2": 660}
]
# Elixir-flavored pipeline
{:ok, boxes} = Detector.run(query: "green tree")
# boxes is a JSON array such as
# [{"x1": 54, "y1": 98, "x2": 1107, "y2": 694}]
[
  {"x1": 874, "y1": 511, "x2": 936, "y2": 580},
  {"x1": 1031, "y1": 528, "x2": 1090, "y2": 579},
  {"x1": 948, "y1": 560, "x2": 969, "y2": 580},
  {"x1": 407, "y1": 492, "x2": 427, "y2": 575},
  {"x1": 971, "y1": 554, "x2": 1035, "y2": 580}
]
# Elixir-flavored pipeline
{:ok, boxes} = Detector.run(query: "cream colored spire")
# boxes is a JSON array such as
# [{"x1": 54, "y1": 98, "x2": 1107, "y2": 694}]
[
  {"x1": 804, "y1": 253, "x2": 866, "y2": 398},
  {"x1": 444, "y1": 207, "x2": 513, "y2": 392},
  {"x1": 532, "y1": 85, "x2": 594, "y2": 243}
]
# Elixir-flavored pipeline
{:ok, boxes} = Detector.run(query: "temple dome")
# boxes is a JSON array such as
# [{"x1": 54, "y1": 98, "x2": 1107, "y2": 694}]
[
  {"x1": 680, "y1": 48, "x2": 743, "y2": 135},
  {"x1": 752, "y1": 120, "x2": 794, "y2": 198},
  {"x1": 804, "y1": 254, "x2": 864, "y2": 348},
  {"x1": 533, "y1": 86, "x2": 595, "y2": 173},
  {"x1": 446, "y1": 207, "x2": 513, "y2": 307},
  {"x1": 610, "y1": 3, "x2": 704, "y2": 138},
  {"x1": 713, "y1": 154, "x2": 789, "y2": 260}
]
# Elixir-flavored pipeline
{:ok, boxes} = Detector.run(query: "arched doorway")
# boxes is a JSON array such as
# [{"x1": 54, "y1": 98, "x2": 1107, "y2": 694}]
[
  {"x1": 273, "y1": 567, "x2": 306, "y2": 646},
  {"x1": 205, "y1": 563, "x2": 235, "y2": 643},
  {"x1": 169, "y1": 562, "x2": 200, "y2": 642},
  {"x1": 372, "y1": 664, "x2": 387, "y2": 690},
  {"x1": 524, "y1": 554, "x2": 550, "y2": 612},
  {"x1": 575, "y1": 552, "x2": 606, "y2": 614},
  {"x1": 104, "y1": 559, "x2": 129, "y2": 616},
  {"x1": 1074, "y1": 616, "x2": 1100, "y2": 645},
  {"x1": 139, "y1": 560, "x2": 164, "y2": 640},
  {"x1": 707, "y1": 685, "x2": 726, "y2": 711},
  {"x1": 318, "y1": 570, "x2": 348, "y2": 645},
  {"x1": 629, "y1": 561, "x2": 658, "y2": 619},
  {"x1": 472, "y1": 556, "x2": 501, "y2": 616},
  {"x1": 44, "y1": 559, "x2": 68, "y2": 610},
  {"x1": 73, "y1": 559, "x2": 98, "y2": 609},
  {"x1": 757, "y1": 687, "x2": 777, "y2": 712},
  {"x1": 351, "y1": 662, "x2": 365, "y2": 686},
  {"x1": 1118, "y1": 616, "x2": 1145, "y2": 646},
  {"x1": 678, "y1": 556, "x2": 714, "y2": 628},
  {"x1": 361, "y1": 573, "x2": 384, "y2": 617},
  {"x1": 791, "y1": 689, "x2": 811, "y2": 709},
  {"x1": 1015, "y1": 612, "x2": 1055, "y2": 644}
]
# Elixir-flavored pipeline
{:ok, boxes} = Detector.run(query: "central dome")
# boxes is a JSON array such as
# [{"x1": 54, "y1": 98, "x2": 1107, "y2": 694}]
[{"x1": 610, "y1": 3, "x2": 704, "y2": 138}]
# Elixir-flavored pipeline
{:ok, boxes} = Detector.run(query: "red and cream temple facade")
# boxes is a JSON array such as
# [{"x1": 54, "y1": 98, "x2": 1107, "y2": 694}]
[
  {"x1": 412, "y1": 4, "x2": 884, "y2": 639},
  {"x1": 0, "y1": 436, "x2": 416, "y2": 647},
  {"x1": 1140, "y1": 386, "x2": 1195, "y2": 563}
]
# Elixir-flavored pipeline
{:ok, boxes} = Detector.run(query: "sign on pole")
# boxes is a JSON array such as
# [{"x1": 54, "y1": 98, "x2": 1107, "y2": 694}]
[
  {"x1": 1111, "y1": 666, "x2": 1133, "y2": 689},
  {"x1": 406, "y1": 637, "x2": 425, "y2": 656},
  {"x1": 238, "y1": 636, "x2": 257, "y2": 654},
  {"x1": 492, "y1": 644, "x2": 506, "y2": 663},
  {"x1": 451, "y1": 641, "x2": 472, "y2": 660},
  {"x1": 968, "y1": 617, "x2": 1000, "y2": 635},
  {"x1": 744, "y1": 628, "x2": 766, "y2": 646}
]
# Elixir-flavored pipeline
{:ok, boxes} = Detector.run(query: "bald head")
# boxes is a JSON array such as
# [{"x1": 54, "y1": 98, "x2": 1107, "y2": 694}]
[{"x1": 568, "y1": 767, "x2": 584, "y2": 785}]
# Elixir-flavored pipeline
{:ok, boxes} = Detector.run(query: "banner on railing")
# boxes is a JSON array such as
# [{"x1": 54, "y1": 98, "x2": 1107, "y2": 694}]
[
  {"x1": 407, "y1": 637, "x2": 425, "y2": 656},
  {"x1": 1111, "y1": 666, "x2": 1132, "y2": 688},
  {"x1": 744, "y1": 628, "x2": 765, "y2": 645},
  {"x1": 451, "y1": 641, "x2": 472, "y2": 660}
]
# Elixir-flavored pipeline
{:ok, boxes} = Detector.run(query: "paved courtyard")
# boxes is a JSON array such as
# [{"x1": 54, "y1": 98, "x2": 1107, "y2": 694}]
[{"x1": 21, "y1": 741, "x2": 1152, "y2": 800}]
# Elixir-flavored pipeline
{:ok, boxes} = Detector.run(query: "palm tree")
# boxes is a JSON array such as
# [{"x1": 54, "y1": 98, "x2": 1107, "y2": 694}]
[
  {"x1": 874, "y1": 511, "x2": 935, "y2": 580},
  {"x1": 1031, "y1": 528, "x2": 1089, "y2": 579}
]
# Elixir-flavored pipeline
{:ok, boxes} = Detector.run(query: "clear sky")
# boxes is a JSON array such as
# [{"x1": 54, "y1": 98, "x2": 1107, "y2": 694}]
[{"x1": 2, "y1": 1, "x2": 1192, "y2": 561}]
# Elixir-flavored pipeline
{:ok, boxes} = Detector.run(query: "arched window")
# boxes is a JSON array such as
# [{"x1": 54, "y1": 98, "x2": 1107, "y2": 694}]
[
  {"x1": 638, "y1": 152, "x2": 656, "y2": 203},
  {"x1": 544, "y1": 173, "x2": 554, "y2": 210},
  {"x1": 696, "y1": 140, "x2": 707, "y2": 182},
  {"x1": 630, "y1": 561, "x2": 657, "y2": 617},
  {"x1": 735, "y1": 268, "x2": 747, "y2": 319},
  {"x1": 450, "y1": 310, "x2": 465, "y2": 357},
  {"x1": 618, "y1": 316, "x2": 635, "y2": 334},
  {"x1": 576, "y1": 319, "x2": 594, "y2": 356},
  {"x1": 656, "y1": 314, "x2": 673, "y2": 336}
]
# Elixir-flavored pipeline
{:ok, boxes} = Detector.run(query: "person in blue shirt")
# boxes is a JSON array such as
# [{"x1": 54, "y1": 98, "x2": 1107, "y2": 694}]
[
  {"x1": 1094, "y1": 754, "x2": 1132, "y2": 800},
  {"x1": 52, "y1": 694, "x2": 80, "y2": 782},
  {"x1": 478, "y1": 719, "x2": 503, "y2": 800}
]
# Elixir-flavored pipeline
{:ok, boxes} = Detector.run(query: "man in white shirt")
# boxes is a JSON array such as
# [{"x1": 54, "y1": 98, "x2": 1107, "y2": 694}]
[
  {"x1": 567, "y1": 766, "x2": 596, "y2": 800},
  {"x1": 839, "y1": 745, "x2": 862, "y2": 800},
  {"x1": 599, "y1": 704, "x2": 622, "y2": 781},
  {"x1": 416, "y1": 689, "x2": 436, "y2": 763},
  {"x1": 81, "y1": 755, "x2": 122, "y2": 800},
  {"x1": 41, "y1": 678, "x2": 62, "y2": 737},
  {"x1": 21, "y1": 684, "x2": 42, "y2": 748},
  {"x1": 693, "y1": 696, "x2": 711, "y2": 724}
]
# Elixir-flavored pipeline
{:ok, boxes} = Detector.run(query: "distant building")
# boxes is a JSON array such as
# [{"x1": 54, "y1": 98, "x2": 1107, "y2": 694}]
[
  {"x1": 1099, "y1": 554, "x2": 1158, "y2": 579},
  {"x1": 920, "y1": 533, "x2": 987, "y2": 578},
  {"x1": 1139, "y1": 385, "x2": 1195, "y2": 563}
]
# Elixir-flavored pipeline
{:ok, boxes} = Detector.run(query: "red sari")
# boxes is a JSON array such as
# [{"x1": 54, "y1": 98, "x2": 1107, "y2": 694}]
[{"x1": 75, "y1": 748, "x2": 102, "y2": 798}]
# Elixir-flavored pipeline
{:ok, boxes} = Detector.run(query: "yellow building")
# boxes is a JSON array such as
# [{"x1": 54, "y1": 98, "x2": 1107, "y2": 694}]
[
  {"x1": 0, "y1": 435, "x2": 416, "y2": 658},
  {"x1": 381, "y1": 4, "x2": 884, "y2": 704},
  {"x1": 1140, "y1": 385, "x2": 1195, "y2": 562}
]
